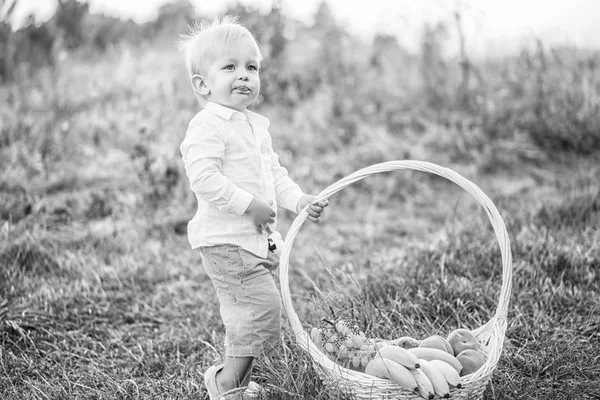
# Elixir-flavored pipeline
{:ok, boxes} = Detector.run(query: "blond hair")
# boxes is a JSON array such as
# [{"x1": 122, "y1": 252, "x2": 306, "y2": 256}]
[{"x1": 177, "y1": 15, "x2": 262, "y2": 105}]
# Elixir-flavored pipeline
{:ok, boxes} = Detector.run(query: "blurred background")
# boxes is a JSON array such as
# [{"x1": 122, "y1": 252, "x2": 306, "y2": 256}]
[{"x1": 2, "y1": 0, "x2": 599, "y2": 240}]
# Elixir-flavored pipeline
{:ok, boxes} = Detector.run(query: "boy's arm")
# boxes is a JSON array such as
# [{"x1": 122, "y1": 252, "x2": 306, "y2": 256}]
[
  {"x1": 270, "y1": 150, "x2": 306, "y2": 213},
  {"x1": 180, "y1": 120, "x2": 253, "y2": 215},
  {"x1": 271, "y1": 151, "x2": 329, "y2": 221}
]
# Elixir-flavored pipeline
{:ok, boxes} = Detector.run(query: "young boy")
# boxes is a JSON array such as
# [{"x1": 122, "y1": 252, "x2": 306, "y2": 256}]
[{"x1": 177, "y1": 16, "x2": 328, "y2": 399}]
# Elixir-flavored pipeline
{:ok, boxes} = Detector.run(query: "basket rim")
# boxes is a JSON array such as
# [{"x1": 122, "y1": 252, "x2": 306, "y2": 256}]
[{"x1": 278, "y1": 160, "x2": 513, "y2": 387}]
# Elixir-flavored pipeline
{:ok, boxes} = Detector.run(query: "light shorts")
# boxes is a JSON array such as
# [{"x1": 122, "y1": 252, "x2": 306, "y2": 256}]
[{"x1": 199, "y1": 244, "x2": 282, "y2": 358}]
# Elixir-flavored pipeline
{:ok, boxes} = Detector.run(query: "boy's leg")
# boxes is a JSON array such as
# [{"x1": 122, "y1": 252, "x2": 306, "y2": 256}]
[
  {"x1": 200, "y1": 245, "x2": 280, "y2": 396},
  {"x1": 216, "y1": 356, "x2": 254, "y2": 392},
  {"x1": 217, "y1": 248, "x2": 280, "y2": 394}
]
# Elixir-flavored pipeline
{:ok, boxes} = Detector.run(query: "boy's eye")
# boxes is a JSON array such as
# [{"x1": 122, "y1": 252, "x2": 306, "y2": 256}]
[
  {"x1": 223, "y1": 65, "x2": 235, "y2": 71},
  {"x1": 247, "y1": 65, "x2": 258, "y2": 72}
]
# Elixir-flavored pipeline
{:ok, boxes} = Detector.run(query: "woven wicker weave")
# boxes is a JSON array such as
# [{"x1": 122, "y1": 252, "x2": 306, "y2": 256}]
[{"x1": 279, "y1": 160, "x2": 513, "y2": 399}]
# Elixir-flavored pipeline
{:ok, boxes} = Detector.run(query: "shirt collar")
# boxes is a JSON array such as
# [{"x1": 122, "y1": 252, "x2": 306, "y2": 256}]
[{"x1": 205, "y1": 102, "x2": 270, "y2": 130}]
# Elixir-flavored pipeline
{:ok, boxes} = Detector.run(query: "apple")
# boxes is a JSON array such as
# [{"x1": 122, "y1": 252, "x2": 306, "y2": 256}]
[
  {"x1": 447, "y1": 328, "x2": 479, "y2": 356},
  {"x1": 456, "y1": 349, "x2": 486, "y2": 376}
]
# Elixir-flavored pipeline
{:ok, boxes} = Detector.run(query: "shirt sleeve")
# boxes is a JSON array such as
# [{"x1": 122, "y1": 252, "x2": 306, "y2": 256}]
[
  {"x1": 269, "y1": 145, "x2": 306, "y2": 213},
  {"x1": 180, "y1": 116, "x2": 254, "y2": 215}
]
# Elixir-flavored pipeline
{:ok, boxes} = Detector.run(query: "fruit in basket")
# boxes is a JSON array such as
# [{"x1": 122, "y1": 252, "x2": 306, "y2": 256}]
[
  {"x1": 314, "y1": 335, "x2": 324, "y2": 348},
  {"x1": 360, "y1": 344, "x2": 377, "y2": 353},
  {"x1": 352, "y1": 334, "x2": 366, "y2": 348},
  {"x1": 407, "y1": 347, "x2": 462, "y2": 374},
  {"x1": 312, "y1": 330, "x2": 324, "y2": 348},
  {"x1": 335, "y1": 320, "x2": 350, "y2": 334},
  {"x1": 310, "y1": 327, "x2": 322, "y2": 343},
  {"x1": 309, "y1": 318, "x2": 372, "y2": 367},
  {"x1": 377, "y1": 345, "x2": 420, "y2": 370},
  {"x1": 428, "y1": 359, "x2": 462, "y2": 388},
  {"x1": 389, "y1": 336, "x2": 421, "y2": 349},
  {"x1": 343, "y1": 336, "x2": 355, "y2": 348},
  {"x1": 447, "y1": 328, "x2": 479, "y2": 356},
  {"x1": 417, "y1": 359, "x2": 450, "y2": 398},
  {"x1": 310, "y1": 327, "x2": 319, "y2": 339},
  {"x1": 419, "y1": 335, "x2": 454, "y2": 354},
  {"x1": 337, "y1": 344, "x2": 349, "y2": 358},
  {"x1": 360, "y1": 356, "x2": 370, "y2": 368},
  {"x1": 365, "y1": 357, "x2": 419, "y2": 392},
  {"x1": 456, "y1": 348, "x2": 486, "y2": 376},
  {"x1": 409, "y1": 368, "x2": 435, "y2": 399},
  {"x1": 327, "y1": 332, "x2": 339, "y2": 344}
]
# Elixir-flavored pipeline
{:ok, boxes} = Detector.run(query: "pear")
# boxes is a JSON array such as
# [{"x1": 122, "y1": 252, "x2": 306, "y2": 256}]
[
  {"x1": 456, "y1": 349, "x2": 486, "y2": 376},
  {"x1": 447, "y1": 328, "x2": 478, "y2": 356},
  {"x1": 418, "y1": 334, "x2": 454, "y2": 354}
]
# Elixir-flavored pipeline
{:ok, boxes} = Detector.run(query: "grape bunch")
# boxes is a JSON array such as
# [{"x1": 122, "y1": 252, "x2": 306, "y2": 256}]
[{"x1": 309, "y1": 319, "x2": 377, "y2": 371}]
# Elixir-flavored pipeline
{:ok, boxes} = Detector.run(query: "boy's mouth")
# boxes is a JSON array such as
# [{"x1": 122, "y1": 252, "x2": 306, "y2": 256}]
[{"x1": 233, "y1": 86, "x2": 251, "y2": 94}]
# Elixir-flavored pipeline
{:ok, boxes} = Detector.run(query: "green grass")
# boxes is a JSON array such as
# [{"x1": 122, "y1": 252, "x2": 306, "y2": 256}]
[{"x1": 1, "y1": 41, "x2": 600, "y2": 399}]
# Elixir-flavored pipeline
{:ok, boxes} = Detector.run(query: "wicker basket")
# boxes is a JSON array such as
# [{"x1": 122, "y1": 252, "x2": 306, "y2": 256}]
[{"x1": 279, "y1": 160, "x2": 513, "y2": 400}]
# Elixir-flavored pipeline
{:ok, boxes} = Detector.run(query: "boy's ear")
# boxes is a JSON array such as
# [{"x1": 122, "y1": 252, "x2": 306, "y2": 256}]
[{"x1": 191, "y1": 74, "x2": 210, "y2": 96}]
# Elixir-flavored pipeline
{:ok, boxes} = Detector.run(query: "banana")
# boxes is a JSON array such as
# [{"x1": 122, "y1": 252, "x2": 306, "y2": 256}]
[
  {"x1": 428, "y1": 359, "x2": 462, "y2": 389},
  {"x1": 409, "y1": 368, "x2": 435, "y2": 399},
  {"x1": 418, "y1": 359, "x2": 450, "y2": 398},
  {"x1": 377, "y1": 345, "x2": 421, "y2": 370},
  {"x1": 407, "y1": 347, "x2": 462, "y2": 374},
  {"x1": 365, "y1": 356, "x2": 419, "y2": 392}
]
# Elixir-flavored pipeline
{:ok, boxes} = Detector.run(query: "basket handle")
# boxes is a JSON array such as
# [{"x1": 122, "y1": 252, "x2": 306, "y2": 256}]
[{"x1": 279, "y1": 160, "x2": 513, "y2": 339}]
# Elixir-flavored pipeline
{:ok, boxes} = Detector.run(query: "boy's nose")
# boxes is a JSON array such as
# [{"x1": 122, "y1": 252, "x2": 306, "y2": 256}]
[{"x1": 237, "y1": 70, "x2": 249, "y2": 80}]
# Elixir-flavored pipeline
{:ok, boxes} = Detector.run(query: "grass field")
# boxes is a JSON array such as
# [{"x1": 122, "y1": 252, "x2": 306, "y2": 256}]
[{"x1": 1, "y1": 36, "x2": 599, "y2": 400}]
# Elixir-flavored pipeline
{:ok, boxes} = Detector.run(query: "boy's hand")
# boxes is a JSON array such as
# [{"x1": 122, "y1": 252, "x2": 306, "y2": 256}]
[
  {"x1": 246, "y1": 197, "x2": 276, "y2": 234},
  {"x1": 297, "y1": 195, "x2": 329, "y2": 223}
]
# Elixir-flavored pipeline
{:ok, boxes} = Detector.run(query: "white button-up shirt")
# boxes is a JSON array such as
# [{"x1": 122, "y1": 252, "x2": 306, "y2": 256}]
[{"x1": 180, "y1": 102, "x2": 306, "y2": 258}]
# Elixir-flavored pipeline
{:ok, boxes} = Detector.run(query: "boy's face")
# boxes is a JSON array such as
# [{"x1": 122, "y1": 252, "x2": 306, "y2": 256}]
[{"x1": 201, "y1": 35, "x2": 261, "y2": 112}]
